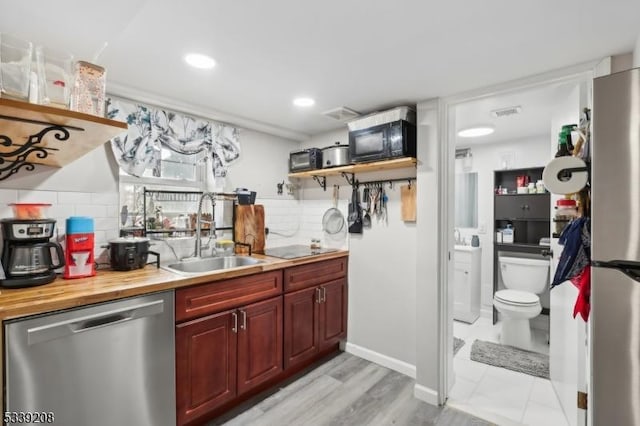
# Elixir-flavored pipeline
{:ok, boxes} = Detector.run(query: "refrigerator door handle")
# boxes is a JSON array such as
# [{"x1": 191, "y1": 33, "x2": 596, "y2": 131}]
[{"x1": 592, "y1": 260, "x2": 640, "y2": 282}]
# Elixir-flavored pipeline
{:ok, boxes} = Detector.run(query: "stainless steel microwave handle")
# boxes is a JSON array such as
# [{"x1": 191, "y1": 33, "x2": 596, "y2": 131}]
[{"x1": 27, "y1": 300, "x2": 165, "y2": 345}]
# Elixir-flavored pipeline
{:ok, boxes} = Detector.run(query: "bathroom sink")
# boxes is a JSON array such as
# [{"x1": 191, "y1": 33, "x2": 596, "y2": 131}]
[{"x1": 162, "y1": 256, "x2": 263, "y2": 275}]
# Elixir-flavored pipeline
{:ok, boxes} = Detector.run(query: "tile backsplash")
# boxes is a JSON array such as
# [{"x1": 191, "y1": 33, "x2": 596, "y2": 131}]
[
  {"x1": 0, "y1": 189, "x2": 120, "y2": 264},
  {"x1": 0, "y1": 189, "x2": 348, "y2": 272}
]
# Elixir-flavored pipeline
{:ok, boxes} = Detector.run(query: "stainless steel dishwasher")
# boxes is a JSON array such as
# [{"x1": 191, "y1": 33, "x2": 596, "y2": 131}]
[{"x1": 5, "y1": 291, "x2": 175, "y2": 426}]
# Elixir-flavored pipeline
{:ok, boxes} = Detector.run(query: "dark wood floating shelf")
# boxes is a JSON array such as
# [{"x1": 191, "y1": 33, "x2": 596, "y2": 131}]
[{"x1": 0, "y1": 98, "x2": 127, "y2": 180}]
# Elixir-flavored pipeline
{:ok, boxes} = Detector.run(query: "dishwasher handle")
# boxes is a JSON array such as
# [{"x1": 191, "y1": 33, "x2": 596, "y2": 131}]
[{"x1": 27, "y1": 300, "x2": 165, "y2": 345}]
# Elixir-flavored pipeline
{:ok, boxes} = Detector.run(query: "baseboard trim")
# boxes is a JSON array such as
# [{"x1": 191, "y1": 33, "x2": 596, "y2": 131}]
[
  {"x1": 344, "y1": 342, "x2": 416, "y2": 378},
  {"x1": 480, "y1": 307, "x2": 493, "y2": 319},
  {"x1": 414, "y1": 383, "x2": 439, "y2": 406}
]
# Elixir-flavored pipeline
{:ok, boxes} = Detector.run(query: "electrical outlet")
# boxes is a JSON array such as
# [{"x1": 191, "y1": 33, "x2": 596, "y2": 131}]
[{"x1": 478, "y1": 221, "x2": 486, "y2": 234}]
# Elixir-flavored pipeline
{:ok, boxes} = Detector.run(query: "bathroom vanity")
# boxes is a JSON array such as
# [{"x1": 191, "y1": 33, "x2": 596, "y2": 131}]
[{"x1": 453, "y1": 245, "x2": 481, "y2": 323}]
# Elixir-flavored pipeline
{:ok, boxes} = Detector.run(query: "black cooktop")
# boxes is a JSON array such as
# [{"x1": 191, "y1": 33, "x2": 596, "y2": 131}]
[{"x1": 264, "y1": 245, "x2": 337, "y2": 259}]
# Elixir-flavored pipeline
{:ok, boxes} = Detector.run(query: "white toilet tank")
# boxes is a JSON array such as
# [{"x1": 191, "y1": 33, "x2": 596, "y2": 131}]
[{"x1": 499, "y1": 256, "x2": 549, "y2": 294}]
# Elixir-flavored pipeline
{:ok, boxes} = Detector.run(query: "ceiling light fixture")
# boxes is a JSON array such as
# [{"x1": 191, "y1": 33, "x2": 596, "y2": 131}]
[
  {"x1": 457, "y1": 126, "x2": 495, "y2": 138},
  {"x1": 184, "y1": 53, "x2": 216, "y2": 69},
  {"x1": 293, "y1": 97, "x2": 315, "y2": 107}
]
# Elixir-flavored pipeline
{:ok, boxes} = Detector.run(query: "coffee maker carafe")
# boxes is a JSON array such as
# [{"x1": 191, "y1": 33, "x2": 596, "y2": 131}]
[{"x1": 0, "y1": 219, "x2": 65, "y2": 288}]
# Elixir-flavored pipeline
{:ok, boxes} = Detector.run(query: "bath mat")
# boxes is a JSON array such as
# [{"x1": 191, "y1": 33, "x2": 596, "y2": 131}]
[
  {"x1": 470, "y1": 339, "x2": 549, "y2": 379},
  {"x1": 453, "y1": 337, "x2": 465, "y2": 356}
]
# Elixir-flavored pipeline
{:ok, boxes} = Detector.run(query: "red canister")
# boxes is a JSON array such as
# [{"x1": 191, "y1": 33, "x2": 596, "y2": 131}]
[{"x1": 64, "y1": 216, "x2": 95, "y2": 279}]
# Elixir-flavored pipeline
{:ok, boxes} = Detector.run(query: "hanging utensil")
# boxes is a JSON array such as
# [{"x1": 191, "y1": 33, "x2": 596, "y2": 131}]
[
  {"x1": 322, "y1": 185, "x2": 345, "y2": 234},
  {"x1": 362, "y1": 187, "x2": 371, "y2": 228},
  {"x1": 348, "y1": 183, "x2": 363, "y2": 234}
]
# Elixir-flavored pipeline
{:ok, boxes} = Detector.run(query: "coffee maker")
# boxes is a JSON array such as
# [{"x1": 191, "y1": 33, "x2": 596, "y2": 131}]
[{"x1": 0, "y1": 219, "x2": 65, "y2": 288}]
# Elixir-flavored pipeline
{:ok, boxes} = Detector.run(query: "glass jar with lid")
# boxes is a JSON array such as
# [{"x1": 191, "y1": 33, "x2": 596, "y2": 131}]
[{"x1": 554, "y1": 199, "x2": 578, "y2": 234}]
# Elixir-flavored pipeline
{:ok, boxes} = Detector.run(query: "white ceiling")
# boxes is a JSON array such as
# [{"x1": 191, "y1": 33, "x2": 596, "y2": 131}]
[
  {"x1": 1, "y1": 0, "x2": 639, "y2": 139},
  {"x1": 454, "y1": 82, "x2": 577, "y2": 147}
]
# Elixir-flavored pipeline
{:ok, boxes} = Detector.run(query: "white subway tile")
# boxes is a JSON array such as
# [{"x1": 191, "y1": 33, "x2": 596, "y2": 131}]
[
  {"x1": 93, "y1": 230, "x2": 106, "y2": 244},
  {"x1": 57, "y1": 191, "x2": 92, "y2": 205},
  {"x1": 106, "y1": 205, "x2": 120, "y2": 218},
  {"x1": 17, "y1": 190, "x2": 57, "y2": 204},
  {"x1": 0, "y1": 206, "x2": 13, "y2": 219},
  {"x1": 91, "y1": 192, "x2": 119, "y2": 205},
  {"x1": 49, "y1": 204, "x2": 76, "y2": 219},
  {"x1": 75, "y1": 204, "x2": 107, "y2": 217},
  {"x1": 95, "y1": 217, "x2": 118, "y2": 231},
  {"x1": 0, "y1": 189, "x2": 18, "y2": 205}
]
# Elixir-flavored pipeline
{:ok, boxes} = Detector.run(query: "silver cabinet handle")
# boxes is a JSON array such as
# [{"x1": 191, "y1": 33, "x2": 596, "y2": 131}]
[
  {"x1": 315, "y1": 288, "x2": 321, "y2": 304},
  {"x1": 240, "y1": 310, "x2": 247, "y2": 330},
  {"x1": 231, "y1": 312, "x2": 238, "y2": 333},
  {"x1": 27, "y1": 300, "x2": 164, "y2": 345},
  {"x1": 321, "y1": 287, "x2": 327, "y2": 303}
]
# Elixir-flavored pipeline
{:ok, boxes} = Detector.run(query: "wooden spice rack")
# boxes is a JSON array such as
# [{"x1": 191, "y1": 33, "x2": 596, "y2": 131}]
[{"x1": 0, "y1": 98, "x2": 127, "y2": 180}]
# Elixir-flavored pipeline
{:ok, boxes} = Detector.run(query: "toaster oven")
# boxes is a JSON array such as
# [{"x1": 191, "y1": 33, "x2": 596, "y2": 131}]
[{"x1": 289, "y1": 148, "x2": 323, "y2": 172}]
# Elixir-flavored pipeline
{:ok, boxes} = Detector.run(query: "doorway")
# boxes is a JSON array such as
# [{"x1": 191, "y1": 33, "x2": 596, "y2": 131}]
[{"x1": 442, "y1": 72, "x2": 593, "y2": 426}]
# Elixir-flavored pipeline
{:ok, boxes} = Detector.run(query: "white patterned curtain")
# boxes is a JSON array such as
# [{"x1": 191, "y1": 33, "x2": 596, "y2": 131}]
[{"x1": 107, "y1": 98, "x2": 240, "y2": 177}]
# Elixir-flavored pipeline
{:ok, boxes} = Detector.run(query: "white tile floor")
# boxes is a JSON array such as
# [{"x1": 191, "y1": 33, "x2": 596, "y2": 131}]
[{"x1": 448, "y1": 317, "x2": 569, "y2": 426}]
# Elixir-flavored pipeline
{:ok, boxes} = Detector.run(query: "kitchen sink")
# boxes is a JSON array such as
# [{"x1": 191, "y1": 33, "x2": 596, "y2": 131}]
[{"x1": 162, "y1": 256, "x2": 263, "y2": 275}]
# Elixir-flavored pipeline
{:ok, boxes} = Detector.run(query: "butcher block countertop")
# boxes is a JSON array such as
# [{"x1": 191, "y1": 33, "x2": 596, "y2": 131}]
[{"x1": 0, "y1": 250, "x2": 349, "y2": 321}]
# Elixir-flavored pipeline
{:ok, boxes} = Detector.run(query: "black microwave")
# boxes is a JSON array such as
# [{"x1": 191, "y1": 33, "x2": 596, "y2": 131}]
[
  {"x1": 289, "y1": 148, "x2": 323, "y2": 172},
  {"x1": 348, "y1": 120, "x2": 416, "y2": 163}
]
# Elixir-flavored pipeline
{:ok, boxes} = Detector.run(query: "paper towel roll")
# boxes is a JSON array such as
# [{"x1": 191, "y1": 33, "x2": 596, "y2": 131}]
[{"x1": 542, "y1": 156, "x2": 588, "y2": 194}]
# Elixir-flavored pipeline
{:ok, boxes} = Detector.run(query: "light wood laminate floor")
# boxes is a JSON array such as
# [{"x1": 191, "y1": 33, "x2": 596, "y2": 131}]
[{"x1": 210, "y1": 352, "x2": 493, "y2": 426}]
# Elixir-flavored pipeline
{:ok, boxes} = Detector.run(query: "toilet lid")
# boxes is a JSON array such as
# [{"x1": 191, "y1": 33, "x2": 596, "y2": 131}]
[{"x1": 495, "y1": 289, "x2": 539, "y2": 306}]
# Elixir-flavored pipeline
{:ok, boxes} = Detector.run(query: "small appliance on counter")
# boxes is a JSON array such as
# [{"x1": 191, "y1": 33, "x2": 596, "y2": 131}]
[
  {"x1": 321, "y1": 142, "x2": 350, "y2": 168},
  {"x1": 104, "y1": 237, "x2": 159, "y2": 271},
  {"x1": 64, "y1": 217, "x2": 95, "y2": 279},
  {"x1": 348, "y1": 106, "x2": 417, "y2": 163},
  {"x1": 289, "y1": 147, "x2": 323, "y2": 172},
  {"x1": 0, "y1": 218, "x2": 64, "y2": 288}
]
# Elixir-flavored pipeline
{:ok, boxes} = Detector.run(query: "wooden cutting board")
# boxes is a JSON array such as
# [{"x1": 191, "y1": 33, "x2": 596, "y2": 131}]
[
  {"x1": 234, "y1": 205, "x2": 265, "y2": 254},
  {"x1": 401, "y1": 184, "x2": 416, "y2": 222}
]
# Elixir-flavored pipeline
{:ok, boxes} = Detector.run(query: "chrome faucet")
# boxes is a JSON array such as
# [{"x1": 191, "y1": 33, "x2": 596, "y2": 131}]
[{"x1": 195, "y1": 192, "x2": 217, "y2": 258}]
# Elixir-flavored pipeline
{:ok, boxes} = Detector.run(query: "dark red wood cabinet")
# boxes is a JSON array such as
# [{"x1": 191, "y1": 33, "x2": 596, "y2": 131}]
[
  {"x1": 283, "y1": 258, "x2": 348, "y2": 371},
  {"x1": 175, "y1": 258, "x2": 348, "y2": 426}
]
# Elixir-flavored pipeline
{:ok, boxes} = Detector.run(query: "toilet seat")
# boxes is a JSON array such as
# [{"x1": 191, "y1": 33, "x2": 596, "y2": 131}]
[{"x1": 494, "y1": 289, "x2": 539, "y2": 306}]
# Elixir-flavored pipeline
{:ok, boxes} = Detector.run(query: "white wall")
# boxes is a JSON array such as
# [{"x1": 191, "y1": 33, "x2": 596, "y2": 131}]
[
  {"x1": 415, "y1": 100, "x2": 444, "y2": 403},
  {"x1": 295, "y1": 127, "x2": 417, "y2": 372},
  {"x1": 455, "y1": 135, "x2": 551, "y2": 313},
  {"x1": 0, "y1": 99, "x2": 300, "y2": 263},
  {"x1": 634, "y1": 34, "x2": 640, "y2": 68}
]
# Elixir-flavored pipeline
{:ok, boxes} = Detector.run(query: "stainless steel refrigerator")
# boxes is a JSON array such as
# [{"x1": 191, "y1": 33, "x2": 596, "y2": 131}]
[{"x1": 591, "y1": 67, "x2": 640, "y2": 426}]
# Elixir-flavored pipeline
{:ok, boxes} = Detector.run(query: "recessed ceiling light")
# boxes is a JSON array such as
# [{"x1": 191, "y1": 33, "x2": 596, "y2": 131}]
[
  {"x1": 293, "y1": 97, "x2": 315, "y2": 107},
  {"x1": 458, "y1": 126, "x2": 495, "y2": 138},
  {"x1": 184, "y1": 53, "x2": 216, "y2": 69}
]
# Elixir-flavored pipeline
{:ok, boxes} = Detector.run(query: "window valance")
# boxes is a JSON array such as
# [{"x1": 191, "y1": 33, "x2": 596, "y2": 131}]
[{"x1": 106, "y1": 97, "x2": 240, "y2": 178}]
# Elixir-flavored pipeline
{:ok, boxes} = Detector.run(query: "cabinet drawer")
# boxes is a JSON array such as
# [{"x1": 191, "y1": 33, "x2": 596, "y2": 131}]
[
  {"x1": 284, "y1": 257, "x2": 348, "y2": 292},
  {"x1": 176, "y1": 271, "x2": 283, "y2": 322}
]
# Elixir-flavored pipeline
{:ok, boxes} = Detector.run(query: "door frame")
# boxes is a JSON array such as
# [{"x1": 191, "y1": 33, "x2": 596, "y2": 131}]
[{"x1": 437, "y1": 60, "x2": 602, "y2": 409}]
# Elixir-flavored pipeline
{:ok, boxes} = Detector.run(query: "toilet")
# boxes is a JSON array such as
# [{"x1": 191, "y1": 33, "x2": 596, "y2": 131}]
[{"x1": 494, "y1": 256, "x2": 549, "y2": 350}]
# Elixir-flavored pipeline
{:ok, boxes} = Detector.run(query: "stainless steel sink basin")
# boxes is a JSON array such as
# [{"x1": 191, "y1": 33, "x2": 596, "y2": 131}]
[{"x1": 162, "y1": 256, "x2": 263, "y2": 275}]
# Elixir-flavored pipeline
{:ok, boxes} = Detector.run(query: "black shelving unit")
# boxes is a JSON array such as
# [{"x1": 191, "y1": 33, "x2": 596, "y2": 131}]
[
  {"x1": 493, "y1": 167, "x2": 551, "y2": 324},
  {"x1": 142, "y1": 188, "x2": 237, "y2": 238}
]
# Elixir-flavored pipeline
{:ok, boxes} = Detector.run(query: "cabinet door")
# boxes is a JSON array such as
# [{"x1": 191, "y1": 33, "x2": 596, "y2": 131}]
[
  {"x1": 237, "y1": 296, "x2": 283, "y2": 395},
  {"x1": 495, "y1": 195, "x2": 526, "y2": 219},
  {"x1": 284, "y1": 286, "x2": 320, "y2": 369},
  {"x1": 522, "y1": 194, "x2": 550, "y2": 219},
  {"x1": 319, "y1": 278, "x2": 348, "y2": 350},
  {"x1": 176, "y1": 310, "x2": 237, "y2": 426},
  {"x1": 453, "y1": 262, "x2": 471, "y2": 315}
]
